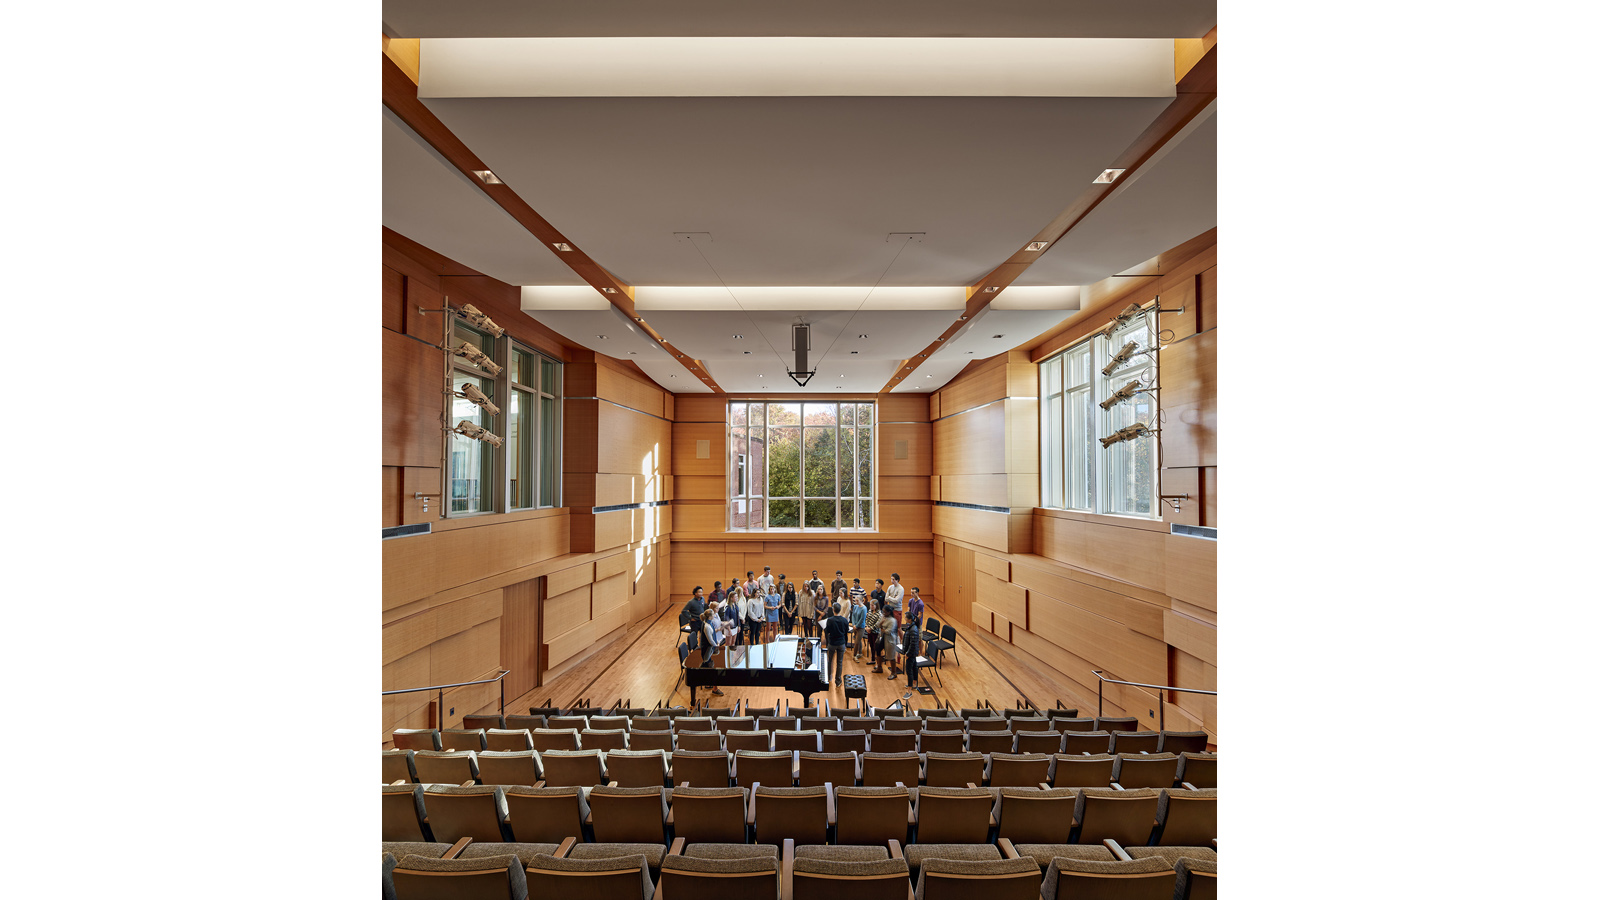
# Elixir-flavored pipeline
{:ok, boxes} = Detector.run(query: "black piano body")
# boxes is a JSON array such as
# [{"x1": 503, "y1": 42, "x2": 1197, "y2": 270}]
[{"x1": 685, "y1": 637, "x2": 828, "y2": 705}]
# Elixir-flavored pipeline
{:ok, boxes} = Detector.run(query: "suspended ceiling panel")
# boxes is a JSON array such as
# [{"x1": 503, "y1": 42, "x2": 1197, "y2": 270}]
[
  {"x1": 1015, "y1": 106, "x2": 1217, "y2": 286},
  {"x1": 418, "y1": 95, "x2": 1174, "y2": 286},
  {"x1": 633, "y1": 359, "x2": 713, "y2": 393},
  {"x1": 632, "y1": 285, "x2": 966, "y2": 312},
  {"x1": 646, "y1": 309, "x2": 956, "y2": 365},
  {"x1": 932, "y1": 306, "x2": 1083, "y2": 363},
  {"x1": 518, "y1": 305, "x2": 672, "y2": 361},
  {"x1": 383, "y1": 1, "x2": 1217, "y2": 39},
  {"x1": 892, "y1": 358, "x2": 970, "y2": 393},
  {"x1": 381, "y1": 109, "x2": 585, "y2": 285},
  {"x1": 704, "y1": 357, "x2": 901, "y2": 396}
]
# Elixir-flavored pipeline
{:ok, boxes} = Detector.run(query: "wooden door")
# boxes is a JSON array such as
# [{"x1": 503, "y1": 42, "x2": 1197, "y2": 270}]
[
  {"x1": 947, "y1": 545, "x2": 976, "y2": 631},
  {"x1": 500, "y1": 577, "x2": 543, "y2": 699}
]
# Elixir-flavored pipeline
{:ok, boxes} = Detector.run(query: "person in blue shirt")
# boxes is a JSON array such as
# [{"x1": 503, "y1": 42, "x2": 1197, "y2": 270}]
[{"x1": 849, "y1": 595, "x2": 868, "y2": 660}]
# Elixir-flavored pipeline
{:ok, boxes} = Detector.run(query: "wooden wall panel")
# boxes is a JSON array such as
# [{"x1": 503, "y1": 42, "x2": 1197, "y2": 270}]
[
  {"x1": 675, "y1": 475, "x2": 725, "y2": 501},
  {"x1": 1004, "y1": 397, "x2": 1039, "y2": 476},
  {"x1": 673, "y1": 423, "x2": 725, "y2": 477},
  {"x1": 877, "y1": 393, "x2": 933, "y2": 422},
  {"x1": 430, "y1": 619, "x2": 502, "y2": 688},
  {"x1": 879, "y1": 476, "x2": 931, "y2": 501},
  {"x1": 545, "y1": 584, "x2": 592, "y2": 638},
  {"x1": 1034, "y1": 515, "x2": 1166, "y2": 595},
  {"x1": 383, "y1": 329, "x2": 444, "y2": 469},
  {"x1": 595, "y1": 552, "x2": 629, "y2": 581},
  {"x1": 937, "y1": 361, "x2": 1007, "y2": 417},
  {"x1": 1165, "y1": 534, "x2": 1217, "y2": 612},
  {"x1": 500, "y1": 578, "x2": 541, "y2": 701},
  {"x1": 1024, "y1": 579, "x2": 1165, "y2": 643},
  {"x1": 1028, "y1": 592, "x2": 1166, "y2": 687},
  {"x1": 877, "y1": 501, "x2": 932, "y2": 534},
  {"x1": 384, "y1": 265, "x2": 405, "y2": 332},
  {"x1": 672, "y1": 503, "x2": 726, "y2": 534},
  {"x1": 974, "y1": 552, "x2": 1010, "y2": 581},
  {"x1": 401, "y1": 467, "x2": 440, "y2": 525},
  {"x1": 383, "y1": 514, "x2": 570, "y2": 608},
  {"x1": 932, "y1": 505, "x2": 1011, "y2": 554},
  {"x1": 1199, "y1": 266, "x2": 1217, "y2": 331},
  {"x1": 1158, "y1": 273, "x2": 1199, "y2": 341},
  {"x1": 1163, "y1": 610, "x2": 1217, "y2": 667},
  {"x1": 383, "y1": 466, "x2": 400, "y2": 528},
  {"x1": 674, "y1": 395, "x2": 726, "y2": 422},
  {"x1": 1160, "y1": 468, "x2": 1201, "y2": 528},
  {"x1": 877, "y1": 423, "x2": 932, "y2": 476},
  {"x1": 404, "y1": 277, "x2": 445, "y2": 340},
  {"x1": 383, "y1": 589, "x2": 503, "y2": 666},
  {"x1": 547, "y1": 562, "x2": 594, "y2": 598},
  {"x1": 1203, "y1": 467, "x2": 1218, "y2": 528},
  {"x1": 977, "y1": 573, "x2": 1026, "y2": 624},
  {"x1": 592, "y1": 572, "x2": 628, "y2": 617},
  {"x1": 1158, "y1": 329, "x2": 1216, "y2": 468},
  {"x1": 595, "y1": 364, "x2": 666, "y2": 418},
  {"x1": 933, "y1": 404, "x2": 1005, "y2": 475},
  {"x1": 971, "y1": 603, "x2": 994, "y2": 634}
]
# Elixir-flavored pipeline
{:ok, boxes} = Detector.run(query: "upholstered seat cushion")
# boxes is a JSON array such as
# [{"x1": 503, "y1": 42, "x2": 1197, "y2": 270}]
[
  {"x1": 1013, "y1": 843, "x2": 1114, "y2": 869},
  {"x1": 525, "y1": 853, "x2": 654, "y2": 898},
  {"x1": 380, "y1": 842, "x2": 450, "y2": 860},
  {"x1": 1039, "y1": 855, "x2": 1173, "y2": 898},
  {"x1": 659, "y1": 854, "x2": 780, "y2": 875},
  {"x1": 795, "y1": 856, "x2": 908, "y2": 877},
  {"x1": 394, "y1": 854, "x2": 527, "y2": 900},
  {"x1": 793, "y1": 844, "x2": 888, "y2": 861},
  {"x1": 901, "y1": 842, "x2": 1002, "y2": 870},
  {"x1": 1127, "y1": 846, "x2": 1218, "y2": 865},
  {"x1": 683, "y1": 842, "x2": 779, "y2": 860},
  {"x1": 913, "y1": 857, "x2": 1038, "y2": 900},
  {"x1": 459, "y1": 842, "x2": 562, "y2": 866},
  {"x1": 568, "y1": 842, "x2": 667, "y2": 867}
]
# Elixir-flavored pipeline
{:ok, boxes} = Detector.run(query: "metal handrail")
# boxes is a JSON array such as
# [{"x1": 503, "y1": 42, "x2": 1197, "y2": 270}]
[
  {"x1": 383, "y1": 669, "x2": 510, "y2": 728},
  {"x1": 1091, "y1": 670, "x2": 1215, "y2": 733}
]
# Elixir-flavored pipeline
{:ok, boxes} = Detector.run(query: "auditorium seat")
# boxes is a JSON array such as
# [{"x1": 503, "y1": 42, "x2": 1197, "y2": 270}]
[
  {"x1": 652, "y1": 705, "x2": 691, "y2": 718},
  {"x1": 757, "y1": 715, "x2": 798, "y2": 732},
  {"x1": 485, "y1": 729, "x2": 534, "y2": 752},
  {"x1": 1175, "y1": 753, "x2": 1216, "y2": 789},
  {"x1": 797, "y1": 751, "x2": 860, "y2": 787},
  {"x1": 967, "y1": 716, "x2": 1009, "y2": 733},
  {"x1": 462, "y1": 714, "x2": 505, "y2": 731},
  {"x1": 840, "y1": 715, "x2": 881, "y2": 732},
  {"x1": 750, "y1": 785, "x2": 832, "y2": 847},
  {"x1": 822, "y1": 729, "x2": 868, "y2": 754},
  {"x1": 380, "y1": 840, "x2": 453, "y2": 862},
  {"x1": 384, "y1": 748, "x2": 418, "y2": 784},
  {"x1": 565, "y1": 842, "x2": 668, "y2": 871},
  {"x1": 789, "y1": 841, "x2": 910, "y2": 900},
  {"x1": 672, "y1": 749, "x2": 732, "y2": 788},
  {"x1": 788, "y1": 705, "x2": 820, "y2": 718},
  {"x1": 610, "y1": 706, "x2": 649, "y2": 718},
  {"x1": 986, "y1": 753, "x2": 1051, "y2": 788},
  {"x1": 1154, "y1": 789, "x2": 1216, "y2": 847},
  {"x1": 861, "y1": 751, "x2": 920, "y2": 787},
  {"x1": 393, "y1": 728, "x2": 443, "y2": 751},
  {"x1": 1094, "y1": 717, "x2": 1140, "y2": 734},
  {"x1": 547, "y1": 715, "x2": 590, "y2": 732},
  {"x1": 1051, "y1": 754, "x2": 1116, "y2": 789},
  {"x1": 800, "y1": 716, "x2": 839, "y2": 732},
  {"x1": 1159, "y1": 731, "x2": 1210, "y2": 755},
  {"x1": 1048, "y1": 703, "x2": 1081, "y2": 720},
  {"x1": 530, "y1": 728, "x2": 581, "y2": 753},
  {"x1": 883, "y1": 715, "x2": 923, "y2": 733},
  {"x1": 918, "y1": 729, "x2": 966, "y2": 755},
  {"x1": 774, "y1": 730, "x2": 819, "y2": 753},
  {"x1": 698, "y1": 705, "x2": 736, "y2": 720},
  {"x1": 957, "y1": 707, "x2": 992, "y2": 721},
  {"x1": 581, "y1": 728, "x2": 630, "y2": 752},
  {"x1": 1009, "y1": 716, "x2": 1051, "y2": 733},
  {"x1": 734, "y1": 750, "x2": 795, "y2": 788},
  {"x1": 540, "y1": 749, "x2": 607, "y2": 787},
  {"x1": 742, "y1": 706, "x2": 777, "y2": 720},
  {"x1": 422, "y1": 784, "x2": 510, "y2": 842},
  {"x1": 570, "y1": 706, "x2": 606, "y2": 718},
  {"x1": 1062, "y1": 731, "x2": 1113, "y2": 755},
  {"x1": 525, "y1": 851, "x2": 655, "y2": 900},
  {"x1": 383, "y1": 783, "x2": 431, "y2": 842},
  {"x1": 1007, "y1": 842, "x2": 1115, "y2": 872},
  {"x1": 503, "y1": 715, "x2": 544, "y2": 734},
  {"x1": 966, "y1": 731, "x2": 1013, "y2": 755},
  {"x1": 503, "y1": 785, "x2": 587, "y2": 843},
  {"x1": 923, "y1": 752, "x2": 985, "y2": 788},
  {"x1": 674, "y1": 730, "x2": 725, "y2": 752},
  {"x1": 630, "y1": 715, "x2": 671, "y2": 732},
  {"x1": 454, "y1": 841, "x2": 562, "y2": 868},
  {"x1": 657, "y1": 849, "x2": 777, "y2": 897},
  {"x1": 1052, "y1": 717, "x2": 1098, "y2": 733},
  {"x1": 589, "y1": 785, "x2": 670, "y2": 844},
  {"x1": 917, "y1": 708, "x2": 957, "y2": 721},
  {"x1": 414, "y1": 750, "x2": 480, "y2": 785},
  {"x1": 1040, "y1": 855, "x2": 1175, "y2": 899},
  {"x1": 669, "y1": 786, "x2": 751, "y2": 844},
  {"x1": 628, "y1": 730, "x2": 675, "y2": 754},
  {"x1": 1175, "y1": 857, "x2": 1217, "y2": 900},
  {"x1": 676, "y1": 841, "x2": 779, "y2": 860},
  {"x1": 912, "y1": 786, "x2": 995, "y2": 843},
  {"x1": 1108, "y1": 731, "x2": 1161, "y2": 755},
  {"x1": 1125, "y1": 846, "x2": 1216, "y2": 866},
  {"x1": 834, "y1": 786, "x2": 912, "y2": 845},
  {"x1": 994, "y1": 788, "x2": 1079, "y2": 845},
  {"x1": 589, "y1": 715, "x2": 631, "y2": 732},
  {"x1": 1113, "y1": 753, "x2": 1180, "y2": 789},
  {"x1": 527, "y1": 705, "x2": 565, "y2": 719},
  {"x1": 1073, "y1": 788, "x2": 1160, "y2": 846},
  {"x1": 1016, "y1": 731, "x2": 1065, "y2": 754},
  {"x1": 726, "y1": 730, "x2": 772, "y2": 753},
  {"x1": 868, "y1": 730, "x2": 916, "y2": 754},
  {"x1": 389, "y1": 851, "x2": 527, "y2": 900},
  {"x1": 674, "y1": 716, "x2": 716, "y2": 732},
  {"x1": 606, "y1": 749, "x2": 670, "y2": 788},
  {"x1": 915, "y1": 855, "x2": 1039, "y2": 900},
  {"x1": 716, "y1": 716, "x2": 756, "y2": 735},
  {"x1": 476, "y1": 750, "x2": 542, "y2": 787}
]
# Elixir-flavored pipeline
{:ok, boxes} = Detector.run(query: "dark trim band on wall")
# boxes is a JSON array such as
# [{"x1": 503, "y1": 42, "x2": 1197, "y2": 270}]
[
  {"x1": 593, "y1": 500, "x2": 673, "y2": 514},
  {"x1": 382, "y1": 523, "x2": 432, "y2": 540},
  {"x1": 1171, "y1": 524, "x2": 1217, "y2": 540},
  {"x1": 934, "y1": 500, "x2": 1011, "y2": 514}
]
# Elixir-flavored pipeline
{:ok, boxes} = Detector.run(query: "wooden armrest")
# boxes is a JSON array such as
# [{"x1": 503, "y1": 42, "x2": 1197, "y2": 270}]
[
  {"x1": 997, "y1": 838, "x2": 1021, "y2": 860},
  {"x1": 781, "y1": 839, "x2": 795, "y2": 900},
  {"x1": 532, "y1": 781, "x2": 545, "y2": 789},
  {"x1": 887, "y1": 839, "x2": 904, "y2": 860},
  {"x1": 1038, "y1": 782, "x2": 1051, "y2": 790},
  {"x1": 1182, "y1": 781, "x2": 1197, "y2": 791},
  {"x1": 666, "y1": 807, "x2": 674, "y2": 824},
  {"x1": 461, "y1": 781, "x2": 474, "y2": 787},
  {"x1": 1103, "y1": 839, "x2": 1131, "y2": 861},
  {"x1": 966, "y1": 782, "x2": 979, "y2": 789},
  {"x1": 441, "y1": 838, "x2": 471, "y2": 860},
  {"x1": 554, "y1": 837, "x2": 576, "y2": 858},
  {"x1": 747, "y1": 784, "x2": 760, "y2": 824},
  {"x1": 826, "y1": 782, "x2": 836, "y2": 824},
  {"x1": 668, "y1": 837, "x2": 686, "y2": 857},
  {"x1": 584, "y1": 812, "x2": 593, "y2": 825},
  {"x1": 1110, "y1": 783, "x2": 1125, "y2": 791},
  {"x1": 389, "y1": 779, "x2": 406, "y2": 786},
  {"x1": 989, "y1": 813, "x2": 997, "y2": 827}
]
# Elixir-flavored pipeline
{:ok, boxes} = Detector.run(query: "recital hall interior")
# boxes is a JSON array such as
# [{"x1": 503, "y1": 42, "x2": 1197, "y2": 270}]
[{"x1": 381, "y1": 4, "x2": 1218, "y2": 898}]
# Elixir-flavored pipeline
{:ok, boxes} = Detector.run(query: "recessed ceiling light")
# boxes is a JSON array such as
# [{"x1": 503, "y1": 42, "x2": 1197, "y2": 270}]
[
  {"x1": 677, "y1": 355, "x2": 684, "y2": 358},
  {"x1": 992, "y1": 334, "x2": 1004, "y2": 339},
  {"x1": 732, "y1": 334, "x2": 743, "y2": 339},
  {"x1": 850, "y1": 351, "x2": 858, "y2": 354},
  {"x1": 925, "y1": 374, "x2": 932, "y2": 378},
  {"x1": 670, "y1": 375, "x2": 676, "y2": 378},
  {"x1": 628, "y1": 351, "x2": 637, "y2": 355},
  {"x1": 983, "y1": 286, "x2": 999, "y2": 293},
  {"x1": 966, "y1": 351, "x2": 974, "y2": 354},
  {"x1": 1026, "y1": 241, "x2": 1050, "y2": 251},
  {"x1": 601, "y1": 287, "x2": 617, "y2": 294},
  {"x1": 920, "y1": 354, "x2": 926, "y2": 358},
  {"x1": 743, "y1": 351, "x2": 752, "y2": 355},
  {"x1": 858, "y1": 334, "x2": 869, "y2": 339},
  {"x1": 935, "y1": 338, "x2": 943, "y2": 341},
  {"x1": 635, "y1": 317, "x2": 643, "y2": 322},
  {"x1": 471, "y1": 169, "x2": 502, "y2": 184},
  {"x1": 552, "y1": 242, "x2": 573, "y2": 251},
  {"x1": 597, "y1": 334, "x2": 608, "y2": 339},
  {"x1": 758, "y1": 374, "x2": 764, "y2": 377},
  {"x1": 958, "y1": 316, "x2": 967, "y2": 321},
  {"x1": 1093, "y1": 168, "x2": 1126, "y2": 184}
]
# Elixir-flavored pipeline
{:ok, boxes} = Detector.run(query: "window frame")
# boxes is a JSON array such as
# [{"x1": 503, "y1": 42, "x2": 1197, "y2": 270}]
[
  {"x1": 727, "y1": 400, "x2": 875, "y2": 532},
  {"x1": 445, "y1": 323, "x2": 563, "y2": 519}
]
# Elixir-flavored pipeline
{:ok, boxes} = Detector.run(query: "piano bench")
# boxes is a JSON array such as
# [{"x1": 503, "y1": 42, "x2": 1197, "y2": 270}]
[{"x1": 844, "y1": 674, "x2": 868, "y2": 702}]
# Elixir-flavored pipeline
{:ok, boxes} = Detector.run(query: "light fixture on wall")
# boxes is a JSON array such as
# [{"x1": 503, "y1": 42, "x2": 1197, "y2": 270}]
[
  {"x1": 454, "y1": 340, "x2": 503, "y2": 376},
  {"x1": 450, "y1": 383, "x2": 501, "y2": 416},
  {"x1": 451, "y1": 420, "x2": 504, "y2": 448},
  {"x1": 1101, "y1": 341, "x2": 1141, "y2": 376},
  {"x1": 452, "y1": 304, "x2": 505, "y2": 337},
  {"x1": 1160, "y1": 493, "x2": 1191, "y2": 513},
  {"x1": 1099, "y1": 422, "x2": 1153, "y2": 448},
  {"x1": 1098, "y1": 376, "x2": 1153, "y2": 411}
]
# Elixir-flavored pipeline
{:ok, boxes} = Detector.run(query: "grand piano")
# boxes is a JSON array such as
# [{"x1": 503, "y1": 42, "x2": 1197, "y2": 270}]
[{"x1": 685, "y1": 636, "x2": 829, "y2": 705}]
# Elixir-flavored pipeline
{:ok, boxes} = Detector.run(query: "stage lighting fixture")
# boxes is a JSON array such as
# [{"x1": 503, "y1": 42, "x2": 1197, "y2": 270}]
[
  {"x1": 454, "y1": 303, "x2": 505, "y2": 338},
  {"x1": 453, "y1": 383, "x2": 501, "y2": 416},
  {"x1": 788, "y1": 321, "x2": 816, "y2": 387},
  {"x1": 1098, "y1": 378, "x2": 1147, "y2": 411},
  {"x1": 454, "y1": 340, "x2": 504, "y2": 376},
  {"x1": 1101, "y1": 341, "x2": 1140, "y2": 376},
  {"x1": 451, "y1": 420, "x2": 504, "y2": 448},
  {"x1": 1099, "y1": 422, "x2": 1152, "y2": 449}
]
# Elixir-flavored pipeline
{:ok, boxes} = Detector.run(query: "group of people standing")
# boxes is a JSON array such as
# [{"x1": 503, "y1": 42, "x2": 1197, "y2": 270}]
[{"x1": 680, "y1": 566, "x2": 932, "y2": 697}]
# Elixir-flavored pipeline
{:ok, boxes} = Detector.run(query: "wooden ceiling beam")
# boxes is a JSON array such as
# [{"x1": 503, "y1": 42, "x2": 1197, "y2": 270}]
[
  {"x1": 381, "y1": 52, "x2": 723, "y2": 392},
  {"x1": 880, "y1": 41, "x2": 1218, "y2": 392}
]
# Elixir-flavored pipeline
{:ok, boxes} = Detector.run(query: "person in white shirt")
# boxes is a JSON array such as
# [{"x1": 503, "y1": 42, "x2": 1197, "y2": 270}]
[
  {"x1": 885, "y1": 574, "x2": 905, "y2": 627},
  {"x1": 757, "y1": 566, "x2": 776, "y2": 596}
]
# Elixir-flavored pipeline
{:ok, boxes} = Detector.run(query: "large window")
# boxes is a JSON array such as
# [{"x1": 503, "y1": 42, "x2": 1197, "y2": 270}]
[
  {"x1": 448, "y1": 320, "x2": 562, "y2": 517},
  {"x1": 729, "y1": 401, "x2": 874, "y2": 531},
  {"x1": 1040, "y1": 309, "x2": 1158, "y2": 518}
]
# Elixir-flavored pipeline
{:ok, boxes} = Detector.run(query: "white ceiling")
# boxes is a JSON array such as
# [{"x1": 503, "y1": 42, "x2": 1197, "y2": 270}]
[{"x1": 383, "y1": 1, "x2": 1217, "y2": 39}]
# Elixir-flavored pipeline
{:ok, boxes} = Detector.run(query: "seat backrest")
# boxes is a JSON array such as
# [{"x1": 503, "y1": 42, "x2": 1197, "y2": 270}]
[
  {"x1": 717, "y1": 716, "x2": 757, "y2": 734},
  {"x1": 801, "y1": 717, "x2": 841, "y2": 733},
  {"x1": 1074, "y1": 788, "x2": 1160, "y2": 846},
  {"x1": 834, "y1": 786, "x2": 912, "y2": 845},
  {"x1": 924, "y1": 617, "x2": 941, "y2": 634},
  {"x1": 966, "y1": 716, "x2": 1009, "y2": 732},
  {"x1": 392, "y1": 728, "x2": 442, "y2": 751},
  {"x1": 1156, "y1": 789, "x2": 1217, "y2": 847},
  {"x1": 1053, "y1": 717, "x2": 1098, "y2": 733},
  {"x1": 941, "y1": 624, "x2": 957, "y2": 642},
  {"x1": 674, "y1": 716, "x2": 716, "y2": 732},
  {"x1": 1175, "y1": 753, "x2": 1216, "y2": 789},
  {"x1": 788, "y1": 705, "x2": 820, "y2": 718},
  {"x1": 527, "y1": 706, "x2": 566, "y2": 719},
  {"x1": 525, "y1": 852, "x2": 652, "y2": 900},
  {"x1": 547, "y1": 715, "x2": 590, "y2": 731},
  {"x1": 742, "y1": 706, "x2": 777, "y2": 720},
  {"x1": 774, "y1": 730, "x2": 820, "y2": 753},
  {"x1": 923, "y1": 752, "x2": 985, "y2": 787},
  {"x1": 476, "y1": 751, "x2": 542, "y2": 787},
  {"x1": 1114, "y1": 753, "x2": 1180, "y2": 789},
  {"x1": 503, "y1": 786, "x2": 588, "y2": 843},
  {"x1": 883, "y1": 716, "x2": 923, "y2": 733},
  {"x1": 1175, "y1": 857, "x2": 1217, "y2": 900},
  {"x1": 391, "y1": 852, "x2": 527, "y2": 900},
  {"x1": 915, "y1": 786, "x2": 994, "y2": 843},
  {"x1": 822, "y1": 730, "x2": 868, "y2": 754},
  {"x1": 867, "y1": 730, "x2": 916, "y2": 754},
  {"x1": 795, "y1": 854, "x2": 911, "y2": 900},
  {"x1": 531, "y1": 728, "x2": 582, "y2": 752},
  {"x1": 571, "y1": 707, "x2": 606, "y2": 718},
  {"x1": 1009, "y1": 716, "x2": 1051, "y2": 733},
  {"x1": 797, "y1": 751, "x2": 859, "y2": 788},
  {"x1": 1016, "y1": 731, "x2": 1065, "y2": 754},
  {"x1": 413, "y1": 750, "x2": 479, "y2": 785},
  {"x1": 631, "y1": 715, "x2": 672, "y2": 731},
  {"x1": 1051, "y1": 754, "x2": 1116, "y2": 789},
  {"x1": 672, "y1": 750, "x2": 731, "y2": 788},
  {"x1": 1042, "y1": 856, "x2": 1175, "y2": 900},
  {"x1": 1159, "y1": 731, "x2": 1210, "y2": 755},
  {"x1": 629, "y1": 730, "x2": 676, "y2": 753},
  {"x1": 987, "y1": 753, "x2": 1051, "y2": 788},
  {"x1": 726, "y1": 730, "x2": 772, "y2": 753},
  {"x1": 1094, "y1": 716, "x2": 1140, "y2": 733},
  {"x1": 967, "y1": 731, "x2": 1014, "y2": 754},
  {"x1": 699, "y1": 706, "x2": 736, "y2": 719},
  {"x1": 582, "y1": 729, "x2": 630, "y2": 752},
  {"x1": 840, "y1": 716, "x2": 881, "y2": 732},
  {"x1": 589, "y1": 715, "x2": 631, "y2": 731},
  {"x1": 421, "y1": 784, "x2": 505, "y2": 843},
  {"x1": 918, "y1": 856, "x2": 1040, "y2": 900},
  {"x1": 383, "y1": 749, "x2": 417, "y2": 784},
  {"x1": 917, "y1": 708, "x2": 956, "y2": 720},
  {"x1": 485, "y1": 728, "x2": 534, "y2": 752},
  {"x1": 996, "y1": 787, "x2": 1079, "y2": 844},
  {"x1": 753, "y1": 784, "x2": 830, "y2": 846},
  {"x1": 758, "y1": 716, "x2": 799, "y2": 732},
  {"x1": 659, "y1": 853, "x2": 777, "y2": 900},
  {"x1": 462, "y1": 714, "x2": 505, "y2": 731},
  {"x1": 860, "y1": 751, "x2": 920, "y2": 787},
  {"x1": 918, "y1": 730, "x2": 966, "y2": 755},
  {"x1": 541, "y1": 749, "x2": 606, "y2": 787},
  {"x1": 675, "y1": 730, "x2": 725, "y2": 752},
  {"x1": 605, "y1": 749, "x2": 670, "y2": 788},
  {"x1": 504, "y1": 714, "x2": 544, "y2": 733},
  {"x1": 1109, "y1": 731, "x2": 1161, "y2": 755},
  {"x1": 382, "y1": 784, "x2": 429, "y2": 842},
  {"x1": 734, "y1": 750, "x2": 795, "y2": 788},
  {"x1": 669, "y1": 786, "x2": 749, "y2": 843},
  {"x1": 1062, "y1": 731, "x2": 1113, "y2": 755},
  {"x1": 589, "y1": 785, "x2": 669, "y2": 844}
]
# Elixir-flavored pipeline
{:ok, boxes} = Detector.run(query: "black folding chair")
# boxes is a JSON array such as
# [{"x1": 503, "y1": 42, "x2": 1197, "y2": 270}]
[{"x1": 926, "y1": 622, "x2": 956, "y2": 669}]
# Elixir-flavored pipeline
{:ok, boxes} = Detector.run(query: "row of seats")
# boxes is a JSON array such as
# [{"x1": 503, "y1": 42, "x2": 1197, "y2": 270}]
[
  {"x1": 384, "y1": 835, "x2": 1216, "y2": 900},
  {"x1": 383, "y1": 781, "x2": 1218, "y2": 852},
  {"x1": 384, "y1": 748, "x2": 1218, "y2": 791}
]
